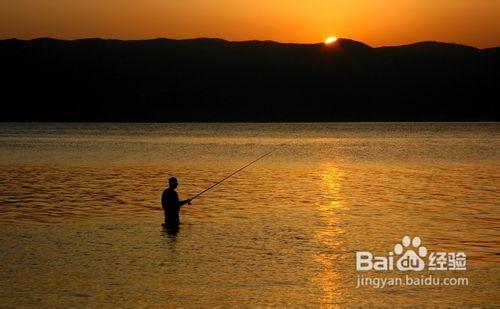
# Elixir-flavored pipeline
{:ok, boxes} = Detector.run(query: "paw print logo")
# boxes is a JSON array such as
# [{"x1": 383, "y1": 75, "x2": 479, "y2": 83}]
[{"x1": 394, "y1": 236, "x2": 427, "y2": 271}]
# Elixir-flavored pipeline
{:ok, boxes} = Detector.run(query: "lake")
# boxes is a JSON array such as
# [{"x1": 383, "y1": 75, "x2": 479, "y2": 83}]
[{"x1": 0, "y1": 122, "x2": 498, "y2": 306}]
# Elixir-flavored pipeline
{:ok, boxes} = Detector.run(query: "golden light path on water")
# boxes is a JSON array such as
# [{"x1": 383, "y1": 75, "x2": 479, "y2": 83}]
[{"x1": 313, "y1": 164, "x2": 345, "y2": 304}]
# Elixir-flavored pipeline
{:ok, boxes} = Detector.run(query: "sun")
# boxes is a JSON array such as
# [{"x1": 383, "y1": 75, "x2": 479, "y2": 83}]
[{"x1": 325, "y1": 36, "x2": 338, "y2": 44}]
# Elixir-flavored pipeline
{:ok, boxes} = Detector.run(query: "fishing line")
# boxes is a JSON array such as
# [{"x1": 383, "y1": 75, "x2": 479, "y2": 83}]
[{"x1": 189, "y1": 144, "x2": 285, "y2": 201}]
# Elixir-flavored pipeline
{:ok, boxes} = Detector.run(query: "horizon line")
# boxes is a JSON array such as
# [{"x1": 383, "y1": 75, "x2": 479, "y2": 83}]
[{"x1": 2, "y1": 36, "x2": 499, "y2": 50}]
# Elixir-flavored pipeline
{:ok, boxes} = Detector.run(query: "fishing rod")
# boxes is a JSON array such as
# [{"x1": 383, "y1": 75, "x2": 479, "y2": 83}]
[{"x1": 189, "y1": 144, "x2": 284, "y2": 201}]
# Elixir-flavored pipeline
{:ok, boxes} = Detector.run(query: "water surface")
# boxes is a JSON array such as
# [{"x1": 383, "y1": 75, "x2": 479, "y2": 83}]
[{"x1": 0, "y1": 123, "x2": 499, "y2": 306}]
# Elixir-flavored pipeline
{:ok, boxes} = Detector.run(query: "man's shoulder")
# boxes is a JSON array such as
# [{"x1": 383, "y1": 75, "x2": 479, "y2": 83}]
[
  {"x1": 163, "y1": 188, "x2": 177, "y2": 196},
  {"x1": 162, "y1": 188, "x2": 171, "y2": 198}
]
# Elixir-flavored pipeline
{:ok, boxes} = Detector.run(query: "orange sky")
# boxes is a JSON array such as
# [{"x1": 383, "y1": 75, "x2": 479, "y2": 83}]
[{"x1": 1, "y1": 0, "x2": 499, "y2": 48}]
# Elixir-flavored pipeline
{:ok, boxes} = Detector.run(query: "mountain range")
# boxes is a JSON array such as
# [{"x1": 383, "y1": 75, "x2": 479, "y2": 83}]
[{"x1": 1, "y1": 38, "x2": 498, "y2": 121}]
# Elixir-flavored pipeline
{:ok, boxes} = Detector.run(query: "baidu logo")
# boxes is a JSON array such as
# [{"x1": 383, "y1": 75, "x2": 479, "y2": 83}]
[
  {"x1": 394, "y1": 236, "x2": 427, "y2": 271},
  {"x1": 356, "y1": 236, "x2": 466, "y2": 271}
]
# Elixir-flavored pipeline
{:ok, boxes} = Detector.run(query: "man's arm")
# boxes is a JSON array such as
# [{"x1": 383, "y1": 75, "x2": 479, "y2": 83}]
[
  {"x1": 161, "y1": 190, "x2": 168, "y2": 211},
  {"x1": 179, "y1": 199, "x2": 192, "y2": 207}
]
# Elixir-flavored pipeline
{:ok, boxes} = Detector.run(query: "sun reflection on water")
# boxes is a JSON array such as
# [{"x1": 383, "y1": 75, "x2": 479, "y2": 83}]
[
  {"x1": 311, "y1": 164, "x2": 347, "y2": 304},
  {"x1": 320, "y1": 164, "x2": 346, "y2": 210}
]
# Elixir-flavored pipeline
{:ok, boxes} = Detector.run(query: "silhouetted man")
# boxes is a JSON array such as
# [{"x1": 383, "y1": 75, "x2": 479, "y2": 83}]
[{"x1": 162, "y1": 177, "x2": 191, "y2": 225}]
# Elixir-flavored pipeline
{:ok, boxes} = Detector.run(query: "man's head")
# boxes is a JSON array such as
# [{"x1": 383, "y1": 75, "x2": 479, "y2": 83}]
[{"x1": 168, "y1": 177, "x2": 178, "y2": 189}]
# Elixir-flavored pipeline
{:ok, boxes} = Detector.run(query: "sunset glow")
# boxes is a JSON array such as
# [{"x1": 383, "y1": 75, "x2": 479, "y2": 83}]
[
  {"x1": 0, "y1": 0, "x2": 499, "y2": 47},
  {"x1": 325, "y1": 37, "x2": 338, "y2": 44}
]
